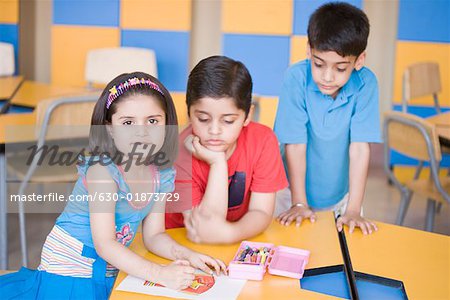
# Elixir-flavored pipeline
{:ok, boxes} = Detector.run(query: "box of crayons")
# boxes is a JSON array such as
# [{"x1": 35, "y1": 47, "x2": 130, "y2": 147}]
[{"x1": 228, "y1": 241, "x2": 310, "y2": 281}]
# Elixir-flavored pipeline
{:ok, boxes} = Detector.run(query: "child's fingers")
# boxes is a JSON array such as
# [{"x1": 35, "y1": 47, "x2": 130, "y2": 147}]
[
  {"x1": 184, "y1": 135, "x2": 195, "y2": 153},
  {"x1": 174, "y1": 259, "x2": 190, "y2": 266},
  {"x1": 336, "y1": 217, "x2": 344, "y2": 232},
  {"x1": 216, "y1": 259, "x2": 228, "y2": 275},
  {"x1": 370, "y1": 221, "x2": 378, "y2": 232},
  {"x1": 349, "y1": 220, "x2": 356, "y2": 233},
  {"x1": 197, "y1": 262, "x2": 214, "y2": 275},
  {"x1": 295, "y1": 216, "x2": 303, "y2": 227},
  {"x1": 309, "y1": 212, "x2": 317, "y2": 223},
  {"x1": 204, "y1": 258, "x2": 221, "y2": 275}
]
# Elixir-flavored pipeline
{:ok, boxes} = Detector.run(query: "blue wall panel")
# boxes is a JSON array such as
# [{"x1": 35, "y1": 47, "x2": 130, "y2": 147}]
[{"x1": 223, "y1": 34, "x2": 290, "y2": 96}]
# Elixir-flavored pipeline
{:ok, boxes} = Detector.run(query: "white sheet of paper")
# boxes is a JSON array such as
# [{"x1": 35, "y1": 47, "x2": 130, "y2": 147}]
[{"x1": 116, "y1": 274, "x2": 247, "y2": 300}]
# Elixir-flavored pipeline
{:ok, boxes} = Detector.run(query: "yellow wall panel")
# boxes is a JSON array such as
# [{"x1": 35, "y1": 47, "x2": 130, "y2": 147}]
[
  {"x1": 255, "y1": 96, "x2": 279, "y2": 129},
  {"x1": 0, "y1": 0, "x2": 19, "y2": 24},
  {"x1": 121, "y1": 0, "x2": 191, "y2": 31},
  {"x1": 290, "y1": 35, "x2": 308, "y2": 64},
  {"x1": 393, "y1": 41, "x2": 450, "y2": 106},
  {"x1": 51, "y1": 26, "x2": 120, "y2": 87},
  {"x1": 222, "y1": 0, "x2": 293, "y2": 35},
  {"x1": 171, "y1": 92, "x2": 188, "y2": 127}
]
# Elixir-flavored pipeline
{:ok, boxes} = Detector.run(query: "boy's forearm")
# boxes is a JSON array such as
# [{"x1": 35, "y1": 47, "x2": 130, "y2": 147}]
[
  {"x1": 285, "y1": 144, "x2": 308, "y2": 206},
  {"x1": 347, "y1": 142, "x2": 370, "y2": 213},
  {"x1": 204, "y1": 210, "x2": 272, "y2": 244},
  {"x1": 198, "y1": 160, "x2": 229, "y2": 218}
]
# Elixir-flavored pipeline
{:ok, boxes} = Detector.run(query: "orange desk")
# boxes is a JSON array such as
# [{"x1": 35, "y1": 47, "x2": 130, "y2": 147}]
[
  {"x1": 111, "y1": 213, "x2": 343, "y2": 300},
  {"x1": 10, "y1": 81, "x2": 91, "y2": 108},
  {"x1": 111, "y1": 214, "x2": 450, "y2": 299},
  {"x1": 0, "y1": 76, "x2": 23, "y2": 101},
  {"x1": 428, "y1": 112, "x2": 450, "y2": 141},
  {"x1": 346, "y1": 223, "x2": 449, "y2": 300}
]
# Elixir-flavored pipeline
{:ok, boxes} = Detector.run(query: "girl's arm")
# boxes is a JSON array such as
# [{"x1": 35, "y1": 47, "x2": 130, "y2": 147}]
[
  {"x1": 87, "y1": 165, "x2": 195, "y2": 289},
  {"x1": 336, "y1": 142, "x2": 377, "y2": 234},
  {"x1": 142, "y1": 199, "x2": 227, "y2": 274}
]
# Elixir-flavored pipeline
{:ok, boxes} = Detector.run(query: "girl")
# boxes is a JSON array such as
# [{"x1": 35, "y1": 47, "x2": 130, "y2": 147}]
[{"x1": 0, "y1": 72, "x2": 226, "y2": 299}]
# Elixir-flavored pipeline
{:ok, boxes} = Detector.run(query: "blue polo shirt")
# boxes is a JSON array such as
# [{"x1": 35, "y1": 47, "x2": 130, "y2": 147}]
[{"x1": 274, "y1": 59, "x2": 381, "y2": 209}]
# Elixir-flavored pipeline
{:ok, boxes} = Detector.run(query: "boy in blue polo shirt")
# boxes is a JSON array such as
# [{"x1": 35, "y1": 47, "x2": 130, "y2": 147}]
[{"x1": 274, "y1": 2, "x2": 380, "y2": 234}]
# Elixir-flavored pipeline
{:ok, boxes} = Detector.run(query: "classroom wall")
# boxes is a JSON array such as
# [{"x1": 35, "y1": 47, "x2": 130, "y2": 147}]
[
  {"x1": 0, "y1": 0, "x2": 19, "y2": 74},
  {"x1": 391, "y1": 0, "x2": 450, "y2": 167},
  {"x1": 50, "y1": 0, "x2": 192, "y2": 92}
]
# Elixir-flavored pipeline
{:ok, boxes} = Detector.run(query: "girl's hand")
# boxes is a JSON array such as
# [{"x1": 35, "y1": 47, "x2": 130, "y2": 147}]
[
  {"x1": 184, "y1": 135, "x2": 226, "y2": 165},
  {"x1": 276, "y1": 205, "x2": 316, "y2": 226},
  {"x1": 184, "y1": 250, "x2": 228, "y2": 276},
  {"x1": 336, "y1": 211, "x2": 378, "y2": 234},
  {"x1": 156, "y1": 260, "x2": 195, "y2": 290}
]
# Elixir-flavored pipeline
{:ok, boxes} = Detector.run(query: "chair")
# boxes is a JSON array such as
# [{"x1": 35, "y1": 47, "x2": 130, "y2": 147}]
[
  {"x1": 383, "y1": 111, "x2": 450, "y2": 232},
  {"x1": 85, "y1": 47, "x2": 158, "y2": 87},
  {"x1": 6, "y1": 94, "x2": 98, "y2": 266},
  {"x1": 402, "y1": 62, "x2": 442, "y2": 114},
  {"x1": 0, "y1": 42, "x2": 15, "y2": 76}
]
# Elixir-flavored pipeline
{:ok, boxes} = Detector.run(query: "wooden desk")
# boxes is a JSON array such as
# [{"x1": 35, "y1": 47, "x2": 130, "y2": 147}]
[
  {"x1": 427, "y1": 112, "x2": 450, "y2": 142},
  {"x1": 10, "y1": 81, "x2": 91, "y2": 108},
  {"x1": 346, "y1": 223, "x2": 449, "y2": 299},
  {"x1": 110, "y1": 213, "x2": 343, "y2": 299},
  {"x1": 0, "y1": 76, "x2": 23, "y2": 101}
]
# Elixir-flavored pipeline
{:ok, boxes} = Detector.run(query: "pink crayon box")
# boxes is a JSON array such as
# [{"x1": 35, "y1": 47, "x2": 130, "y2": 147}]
[{"x1": 228, "y1": 241, "x2": 310, "y2": 281}]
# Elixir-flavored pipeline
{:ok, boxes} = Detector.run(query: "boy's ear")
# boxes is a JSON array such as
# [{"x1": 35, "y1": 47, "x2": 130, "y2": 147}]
[
  {"x1": 306, "y1": 43, "x2": 311, "y2": 59},
  {"x1": 354, "y1": 51, "x2": 366, "y2": 71},
  {"x1": 244, "y1": 104, "x2": 255, "y2": 126}
]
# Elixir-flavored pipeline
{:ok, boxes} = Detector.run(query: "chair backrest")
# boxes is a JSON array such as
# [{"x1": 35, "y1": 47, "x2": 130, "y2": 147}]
[
  {"x1": 34, "y1": 94, "x2": 99, "y2": 140},
  {"x1": 0, "y1": 42, "x2": 15, "y2": 76},
  {"x1": 384, "y1": 111, "x2": 441, "y2": 162},
  {"x1": 402, "y1": 62, "x2": 441, "y2": 112},
  {"x1": 85, "y1": 47, "x2": 157, "y2": 86}
]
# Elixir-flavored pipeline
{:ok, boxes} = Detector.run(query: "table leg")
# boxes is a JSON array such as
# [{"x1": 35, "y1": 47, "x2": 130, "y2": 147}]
[{"x1": 0, "y1": 151, "x2": 8, "y2": 269}]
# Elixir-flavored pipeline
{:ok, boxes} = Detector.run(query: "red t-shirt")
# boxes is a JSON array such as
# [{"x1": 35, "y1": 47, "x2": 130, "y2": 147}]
[{"x1": 165, "y1": 122, "x2": 288, "y2": 228}]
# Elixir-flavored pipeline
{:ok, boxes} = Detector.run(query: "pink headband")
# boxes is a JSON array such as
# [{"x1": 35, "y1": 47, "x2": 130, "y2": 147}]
[{"x1": 106, "y1": 77, "x2": 164, "y2": 109}]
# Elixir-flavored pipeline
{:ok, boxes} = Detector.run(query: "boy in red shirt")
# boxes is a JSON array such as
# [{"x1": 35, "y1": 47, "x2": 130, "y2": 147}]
[{"x1": 166, "y1": 56, "x2": 288, "y2": 243}]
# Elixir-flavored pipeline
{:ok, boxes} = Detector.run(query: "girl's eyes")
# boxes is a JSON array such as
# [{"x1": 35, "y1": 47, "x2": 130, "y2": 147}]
[
  {"x1": 121, "y1": 119, "x2": 159, "y2": 125},
  {"x1": 337, "y1": 68, "x2": 347, "y2": 73},
  {"x1": 198, "y1": 118, "x2": 209, "y2": 123},
  {"x1": 224, "y1": 120, "x2": 235, "y2": 124}
]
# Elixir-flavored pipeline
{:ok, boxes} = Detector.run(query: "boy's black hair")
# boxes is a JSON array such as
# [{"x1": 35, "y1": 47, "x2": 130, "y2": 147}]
[
  {"x1": 89, "y1": 71, "x2": 178, "y2": 169},
  {"x1": 307, "y1": 2, "x2": 370, "y2": 57},
  {"x1": 186, "y1": 55, "x2": 253, "y2": 117}
]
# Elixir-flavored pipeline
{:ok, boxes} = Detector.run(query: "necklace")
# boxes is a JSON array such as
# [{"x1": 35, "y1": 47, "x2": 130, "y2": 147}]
[{"x1": 126, "y1": 165, "x2": 160, "y2": 210}]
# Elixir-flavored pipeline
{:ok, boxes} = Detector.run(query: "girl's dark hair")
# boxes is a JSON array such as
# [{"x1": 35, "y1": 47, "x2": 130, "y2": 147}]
[
  {"x1": 186, "y1": 56, "x2": 253, "y2": 117},
  {"x1": 307, "y1": 2, "x2": 370, "y2": 57},
  {"x1": 89, "y1": 72, "x2": 178, "y2": 169}
]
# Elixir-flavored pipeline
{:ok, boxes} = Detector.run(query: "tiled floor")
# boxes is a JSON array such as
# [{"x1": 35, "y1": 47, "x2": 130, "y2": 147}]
[{"x1": 5, "y1": 144, "x2": 450, "y2": 269}]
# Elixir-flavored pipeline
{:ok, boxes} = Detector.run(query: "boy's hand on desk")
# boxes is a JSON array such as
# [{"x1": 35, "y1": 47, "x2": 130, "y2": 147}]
[
  {"x1": 336, "y1": 212, "x2": 378, "y2": 235},
  {"x1": 184, "y1": 135, "x2": 226, "y2": 165},
  {"x1": 276, "y1": 206, "x2": 316, "y2": 227},
  {"x1": 185, "y1": 206, "x2": 228, "y2": 243}
]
